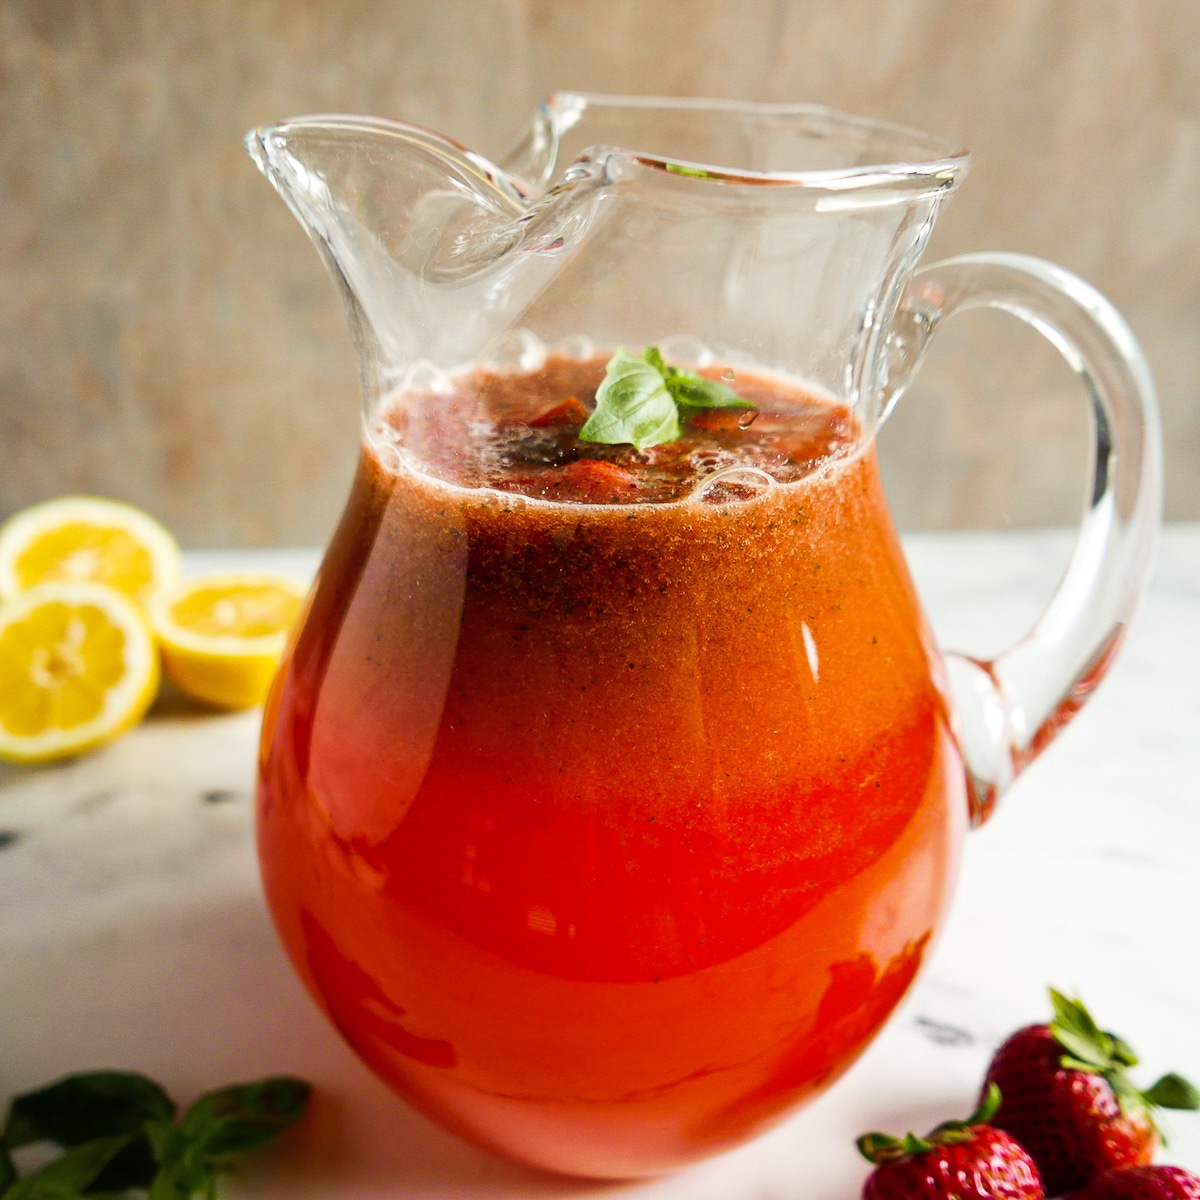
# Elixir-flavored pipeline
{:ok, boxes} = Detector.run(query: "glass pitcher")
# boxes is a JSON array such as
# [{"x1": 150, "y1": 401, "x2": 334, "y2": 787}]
[{"x1": 246, "y1": 95, "x2": 1160, "y2": 1179}]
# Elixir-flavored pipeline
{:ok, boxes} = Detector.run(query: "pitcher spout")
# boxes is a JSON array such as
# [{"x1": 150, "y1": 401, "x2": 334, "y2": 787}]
[
  {"x1": 248, "y1": 96, "x2": 969, "y2": 431},
  {"x1": 245, "y1": 114, "x2": 608, "y2": 398}
]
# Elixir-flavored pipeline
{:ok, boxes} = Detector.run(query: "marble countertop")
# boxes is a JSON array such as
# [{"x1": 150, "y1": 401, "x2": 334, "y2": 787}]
[{"x1": 2, "y1": 527, "x2": 1197, "y2": 1198}]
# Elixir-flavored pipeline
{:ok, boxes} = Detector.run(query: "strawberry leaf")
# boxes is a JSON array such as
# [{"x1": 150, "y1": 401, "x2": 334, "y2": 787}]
[
  {"x1": 856, "y1": 1132, "x2": 901, "y2": 1163},
  {"x1": 1110, "y1": 1035, "x2": 1140, "y2": 1067},
  {"x1": 1144, "y1": 1073, "x2": 1200, "y2": 1111},
  {"x1": 1049, "y1": 989, "x2": 1118, "y2": 1071},
  {"x1": 1053, "y1": 1033, "x2": 1110, "y2": 1072},
  {"x1": 1110, "y1": 1071, "x2": 1144, "y2": 1110},
  {"x1": 933, "y1": 1128, "x2": 973, "y2": 1145},
  {"x1": 1044, "y1": 987, "x2": 1198, "y2": 1132},
  {"x1": 902, "y1": 1133, "x2": 933, "y2": 1155},
  {"x1": 969, "y1": 1081, "x2": 1001, "y2": 1126}
]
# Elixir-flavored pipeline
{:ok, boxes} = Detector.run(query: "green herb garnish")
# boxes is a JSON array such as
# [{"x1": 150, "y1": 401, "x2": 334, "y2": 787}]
[
  {"x1": 578, "y1": 345, "x2": 754, "y2": 451},
  {"x1": 1, "y1": 1070, "x2": 310, "y2": 1199},
  {"x1": 663, "y1": 162, "x2": 718, "y2": 179}
]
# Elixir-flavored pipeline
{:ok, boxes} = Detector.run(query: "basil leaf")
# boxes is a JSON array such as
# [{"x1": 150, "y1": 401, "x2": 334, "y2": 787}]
[
  {"x1": 85, "y1": 1135, "x2": 160, "y2": 1193},
  {"x1": 578, "y1": 347, "x2": 680, "y2": 450},
  {"x1": 178, "y1": 1078, "x2": 311, "y2": 1162},
  {"x1": 578, "y1": 346, "x2": 755, "y2": 450},
  {"x1": 1, "y1": 1144, "x2": 16, "y2": 1194},
  {"x1": 641, "y1": 345, "x2": 670, "y2": 376},
  {"x1": 664, "y1": 162, "x2": 718, "y2": 179},
  {"x1": 143, "y1": 1118, "x2": 177, "y2": 1165},
  {"x1": 145, "y1": 1124, "x2": 209, "y2": 1200},
  {"x1": 666, "y1": 372, "x2": 755, "y2": 411},
  {"x1": 4, "y1": 1135, "x2": 133, "y2": 1200},
  {"x1": 147, "y1": 1156, "x2": 212, "y2": 1200},
  {"x1": 143, "y1": 1079, "x2": 310, "y2": 1200},
  {"x1": 3, "y1": 1072, "x2": 174, "y2": 1150},
  {"x1": 146, "y1": 1160, "x2": 213, "y2": 1200}
]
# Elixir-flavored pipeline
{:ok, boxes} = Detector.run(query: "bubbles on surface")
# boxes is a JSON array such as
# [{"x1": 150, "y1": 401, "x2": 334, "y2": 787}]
[
  {"x1": 694, "y1": 466, "x2": 775, "y2": 506},
  {"x1": 686, "y1": 447, "x2": 736, "y2": 475},
  {"x1": 556, "y1": 334, "x2": 595, "y2": 361},
  {"x1": 658, "y1": 335, "x2": 713, "y2": 368},
  {"x1": 372, "y1": 353, "x2": 855, "y2": 505},
  {"x1": 484, "y1": 329, "x2": 548, "y2": 372},
  {"x1": 368, "y1": 436, "x2": 406, "y2": 476},
  {"x1": 402, "y1": 360, "x2": 452, "y2": 394}
]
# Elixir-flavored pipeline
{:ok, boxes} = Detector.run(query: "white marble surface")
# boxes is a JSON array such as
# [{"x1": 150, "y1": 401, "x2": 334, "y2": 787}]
[{"x1": 1, "y1": 528, "x2": 1197, "y2": 1198}]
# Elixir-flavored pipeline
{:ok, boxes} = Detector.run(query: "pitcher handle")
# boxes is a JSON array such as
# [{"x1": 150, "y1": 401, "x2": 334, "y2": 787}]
[{"x1": 884, "y1": 252, "x2": 1162, "y2": 825}]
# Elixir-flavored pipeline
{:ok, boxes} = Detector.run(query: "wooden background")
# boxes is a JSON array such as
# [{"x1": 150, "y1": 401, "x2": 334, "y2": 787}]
[{"x1": 2, "y1": 0, "x2": 1196, "y2": 545}]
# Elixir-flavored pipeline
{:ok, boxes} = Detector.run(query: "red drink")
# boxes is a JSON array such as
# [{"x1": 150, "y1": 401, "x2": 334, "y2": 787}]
[{"x1": 257, "y1": 355, "x2": 968, "y2": 1178}]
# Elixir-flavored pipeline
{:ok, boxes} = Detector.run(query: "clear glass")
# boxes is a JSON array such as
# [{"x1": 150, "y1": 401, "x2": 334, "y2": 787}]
[{"x1": 246, "y1": 95, "x2": 1160, "y2": 1178}]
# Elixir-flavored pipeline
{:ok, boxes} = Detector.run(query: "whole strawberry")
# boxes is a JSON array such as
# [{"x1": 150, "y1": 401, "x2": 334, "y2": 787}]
[
  {"x1": 984, "y1": 989, "x2": 1200, "y2": 1195},
  {"x1": 1068, "y1": 1165, "x2": 1200, "y2": 1200},
  {"x1": 858, "y1": 1084, "x2": 1044, "y2": 1200}
]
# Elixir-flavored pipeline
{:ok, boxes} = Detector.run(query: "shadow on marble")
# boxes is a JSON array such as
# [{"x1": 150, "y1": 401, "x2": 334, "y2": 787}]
[
  {"x1": 149, "y1": 676, "x2": 230, "y2": 719},
  {"x1": 2, "y1": 879, "x2": 612, "y2": 1198}
]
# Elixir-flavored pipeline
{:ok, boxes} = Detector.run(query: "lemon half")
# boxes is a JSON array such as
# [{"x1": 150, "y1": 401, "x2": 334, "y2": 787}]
[
  {"x1": 0, "y1": 496, "x2": 181, "y2": 608},
  {"x1": 0, "y1": 582, "x2": 160, "y2": 763},
  {"x1": 151, "y1": 574, "x2": 307, "y2": 710}
]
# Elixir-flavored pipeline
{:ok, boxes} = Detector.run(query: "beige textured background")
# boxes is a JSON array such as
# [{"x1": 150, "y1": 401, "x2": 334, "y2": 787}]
[{"x1": 1, "y1": 0, "x2": 1197, "y2": 545}]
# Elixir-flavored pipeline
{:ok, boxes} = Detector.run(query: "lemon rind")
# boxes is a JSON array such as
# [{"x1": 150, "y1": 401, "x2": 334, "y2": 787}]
[
  {"x1": 0, "y1": 495, "x2": 182, "y2": 603},
  {"x1": 149, "y1": 573, "x2": 308, "y2": 657},
  {"x1": 0, "y1": 582, "x2": 160, "y2": 763}
]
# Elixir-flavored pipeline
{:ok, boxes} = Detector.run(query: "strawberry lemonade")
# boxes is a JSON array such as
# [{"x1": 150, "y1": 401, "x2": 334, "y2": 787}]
[{"x1": 256, "y1": 353, "x2": 969, "y2": 1178}]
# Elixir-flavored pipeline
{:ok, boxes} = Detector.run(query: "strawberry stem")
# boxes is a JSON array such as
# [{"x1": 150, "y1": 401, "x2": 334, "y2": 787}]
[
  {"x1": 967, "y1": 1081, "x2": 1002, "y2": 1127},
  {"x1": 856, "y1": 1088, "x2": 1000, "y2": 1165},
  {"x1": 1044, "y1": 987, "x2": 1200, "y2": 1128}
]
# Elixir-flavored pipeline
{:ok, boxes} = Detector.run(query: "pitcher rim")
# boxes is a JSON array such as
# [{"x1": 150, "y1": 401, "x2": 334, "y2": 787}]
[
  {"x1": 249, "y1": 96, "x2": 969, "y2": 207},
  {"x1": 542, "y1": 91, "x2": 970, "y2": 193}
]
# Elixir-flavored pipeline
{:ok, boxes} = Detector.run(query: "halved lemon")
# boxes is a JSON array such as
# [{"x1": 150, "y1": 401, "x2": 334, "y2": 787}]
[
  {"x1": 0, "y1": 496, "x2": 181, "y2": 608},
  {"x1": 150, "y1": 574, "x2": 307, "y2": 710},
  {"x1": 0, "y1": 582, "x2": 160, "y2": 763}
]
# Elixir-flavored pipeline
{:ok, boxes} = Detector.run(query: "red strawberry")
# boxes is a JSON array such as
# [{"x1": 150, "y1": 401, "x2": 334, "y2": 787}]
[
  {"x1": 505, "y1": 459, "x2": 640, "y2": 503},
  {"x1": 858, "y1": 1084, "x2": 1044, "y2": 1200},
  {"x1": 528, "y1": 396, "x2": 589, "y2": 428},
  {"x1": 984, "y1": 990, "x2": 1200, "y2": 1196},
  {"x1": 1068, "y1": 1165, "x2": 1200, "y2": 1200}
]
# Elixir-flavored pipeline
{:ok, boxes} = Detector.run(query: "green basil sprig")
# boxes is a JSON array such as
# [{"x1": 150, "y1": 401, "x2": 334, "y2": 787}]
[
  {"x1": 1, "y1": 1071, "x2": 310, "y2": 1199},
  {"x1": 578, "y1": 345, "x2": 753, "y2": 451}
]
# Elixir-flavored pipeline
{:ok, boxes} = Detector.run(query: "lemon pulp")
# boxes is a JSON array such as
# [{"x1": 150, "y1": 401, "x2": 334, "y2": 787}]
[
  {"x1": 151, "y1": 574, "x2": 306, "y2": 710},
  {"x1": 0, "y1": 583, "x2": 159, "y2": 763},
  {"x1": 0, "y1": 496, "x2": 180, "y2": 607}
]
